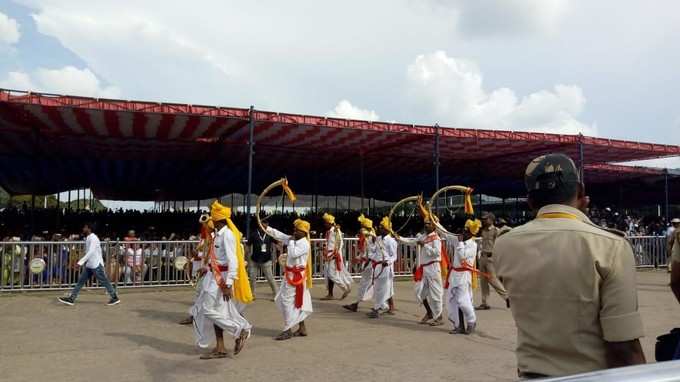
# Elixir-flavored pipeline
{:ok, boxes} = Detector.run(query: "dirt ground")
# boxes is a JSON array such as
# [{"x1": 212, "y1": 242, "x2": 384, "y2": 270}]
[{"x1": 0, "y1": 270, "x2": 677, "y2": 382}]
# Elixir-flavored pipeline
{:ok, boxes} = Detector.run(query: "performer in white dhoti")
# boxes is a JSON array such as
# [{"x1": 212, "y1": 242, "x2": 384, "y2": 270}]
[
  {"x1": 191, "y1": 201, "x2": 253, "y2": 359},
  {"x1": 402, "y1": 213, "x2": 445, "y2": 326},
  {"x1": 320, "y1": 213, "x2": 352, "y2": 300},
  {"x1": 180, "y1": 215, "x2": 213, "y2": 326},
  {"x1": 265, "y1": 219, "x2": 314, "y2": 340},
  {"x1": 343, "y1": 214, "x2": 376, "y2": 313},
  {"x1": 367, "y1": 217, "x2": 398, "y2": 318},
  {"x1": 445, "y1": 219, "x2": 481, "y2": 335}
]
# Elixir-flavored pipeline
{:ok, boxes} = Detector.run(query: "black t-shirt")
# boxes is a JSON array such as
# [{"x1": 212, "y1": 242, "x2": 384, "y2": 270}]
[{"x1": 248, "y1": 230, "x2": 273, "y2": 264}]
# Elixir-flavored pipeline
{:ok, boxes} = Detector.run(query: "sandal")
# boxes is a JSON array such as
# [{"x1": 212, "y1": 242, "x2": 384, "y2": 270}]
[
  {"x1": 275, "y1": 331, "x2": 293, "y2": 341},
  {"x1": 234, "y1": 330, "x2": 251, "y2": 355},
  {"x1": 200, "y1": 351, "x2": 228, "y2": 360}
]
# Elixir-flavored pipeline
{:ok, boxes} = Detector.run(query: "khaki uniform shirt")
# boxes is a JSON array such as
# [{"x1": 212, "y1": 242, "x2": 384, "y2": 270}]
[
  {"x1": 480, "y1": 226, "x2": 498, "y2": 253},
  {"x1": 672, "y1": 232, "x2": 680, "y2": 263},
  {"x1": 495, "y1": 204, "x2": 644, "y2": 377}
]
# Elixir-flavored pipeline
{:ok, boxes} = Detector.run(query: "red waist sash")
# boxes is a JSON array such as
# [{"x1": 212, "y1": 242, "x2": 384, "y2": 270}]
[
  {"x1": 444, "y1": 260, "x2": 490, "y2": 288},
  {"x1": 413, "y1": 260, "x2": 438, "y2": 282},
  {"x1": 325, "y1": 250, "x2": 343, "y2": 271},
  {"x1": 285, "y1": 266, "x2": 306, "y2": 309}
]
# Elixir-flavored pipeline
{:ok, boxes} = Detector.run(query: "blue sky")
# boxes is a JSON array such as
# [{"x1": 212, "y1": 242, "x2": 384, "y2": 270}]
[{"x1": 1, "y1": 0, "x2": 679, "y2": 209}]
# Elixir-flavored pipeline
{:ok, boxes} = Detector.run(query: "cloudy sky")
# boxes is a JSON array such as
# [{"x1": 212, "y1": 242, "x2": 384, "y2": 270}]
[{"x1": 0, "y1": 0, "x2": 679, "y2": 209}]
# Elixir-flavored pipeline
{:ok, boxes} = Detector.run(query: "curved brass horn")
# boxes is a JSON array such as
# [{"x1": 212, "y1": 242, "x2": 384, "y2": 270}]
[
  {"x1": 387, "y1": 195, "x2": 420, "y2": 243},
  {"x1": 255, "y1": 178, "x2": 297, "y2": 238},
  {"x1": 427, "y1": 185, "x2": 474, "y2": 235}
]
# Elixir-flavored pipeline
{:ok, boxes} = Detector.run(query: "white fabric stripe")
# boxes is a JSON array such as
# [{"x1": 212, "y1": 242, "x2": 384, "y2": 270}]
[
  {"x1": 190, "y1": 116, "x2": 215, "y2": 139},
  {"x1": 118, "y1": 111, "x2": 134, "y2": 137},
  {"x1": 26, "y1": 105, "x2": 58, "y2": 131},
  {"x1": 59, "y1": 108, "x2": 85, "y2": 134},
  {"x1": 168, "y1": 114, "x2": 188, "y2": 139},
  {"x1": 87, "y1": 109, "x2": 108, "y2": 136},
  {"x1": 144, "y1": 113, "x2": 162, "y2": 139}
]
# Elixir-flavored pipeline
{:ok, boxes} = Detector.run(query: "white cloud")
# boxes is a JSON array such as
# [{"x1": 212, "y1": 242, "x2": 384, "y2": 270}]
[
  {"x1": 326, "y1": 100, "x2": 379, "y2": 121},
  {"x1": 0, "y1": 66, "x2": 121, "y2": 98},
  {"x1": 434, "y1": 0, "x2": 569, "y2": 37},
  {"x1": 406, "y1": 51, "x2": 596, "y2": 135},
  {"x1": 0, "y1": 11, "x2": 20, "y2": 45},
  {"x1": 621, "y1": 157, "x2": 680, "y2": 170}
]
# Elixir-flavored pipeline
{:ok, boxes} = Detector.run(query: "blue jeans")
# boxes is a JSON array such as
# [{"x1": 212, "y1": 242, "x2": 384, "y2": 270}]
[{"x1": 70, "y1": 265, "x2": 117, "y2": 300}]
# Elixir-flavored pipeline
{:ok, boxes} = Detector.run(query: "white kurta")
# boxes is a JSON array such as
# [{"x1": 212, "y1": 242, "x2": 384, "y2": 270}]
[
  {"x1": 446, "y1": 238, "x2": 477, "y2": 328},
  {"x1": 403, "y1": 232, "x2": 443, "y2": 319},
  {"x1": 354, "y1": 233, "x2": 376, "y2": 303},
  {"x1": 267, "y1": 227, "x2": 313, "y2": 331},
  {"x1": 371, "y1": 235, "x2": 397, "y2": 311},
  {"x1": 323, "y1": 226, "x2": 353, "y2": 291},
  {"x1": 192, "y1": 226, "x2": 252, "y2": 348}
]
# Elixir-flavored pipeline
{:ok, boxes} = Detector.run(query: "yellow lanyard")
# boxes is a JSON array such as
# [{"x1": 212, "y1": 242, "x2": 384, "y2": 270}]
[{"x1": 537, "y1": 212, "x2": 579, "y2": 220}]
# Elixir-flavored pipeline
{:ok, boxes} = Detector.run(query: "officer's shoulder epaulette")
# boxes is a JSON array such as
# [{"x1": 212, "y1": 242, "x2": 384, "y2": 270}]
[{"x1": 584, "y1": 221, "x2": 626, "y2": 238}]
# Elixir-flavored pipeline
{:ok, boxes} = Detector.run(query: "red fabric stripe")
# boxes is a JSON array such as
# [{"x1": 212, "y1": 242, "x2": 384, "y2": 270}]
[
  {"x1": 42, "y1": 106, "x2": 71, "y2": 134},
  {"x1": 156, "y1": 114, "x2": 175, "y2": 140},
  {"x1": 132, "y1": 112, "x2": 148, "y2": 139},
  {"x1": 103, "y1": 110, "x2": 122, "y2": 138},
  {"x1": 71, "y1": 108, "x2": 99, "y2": 136},
  {"x1": 178, "y1": 115, "x2": 201, "y2": 139},
  {"x1": 200, "y1": 118, "x2": 226, "y2": 139}
]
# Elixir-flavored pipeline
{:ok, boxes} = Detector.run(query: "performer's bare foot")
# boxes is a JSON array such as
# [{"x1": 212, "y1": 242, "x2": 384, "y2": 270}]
[
  {"x1": 234, "y1": 330, "x2": 251, "y2": 355},
  {"x1": 429, "y1": 315, "x2": 444, "y2": 326},
  {"x1": 320, "y1": 294, "x2": 335, "y2": 301},
  {"x1": 178, "y1": 316, "x2": 193, "y2": 325},
  {"x1": 475, "y1": 303, "x2": 491, "y2": 310},
  {"x1": 340, "y1": 289, "x2": 351, "y2": 300},
  {"x1": 293, "y1": 322, "x2": 308, "y2": 337},
  {"x1": 384, "y1": 309, "x2": 396, "y2": 315},
  {"x1": 419, "y1": 313, "x2": 433, "y2": 324},
  {"x1": 342, "y1": 303, "x2": 358, "y2": 312},
  {"x1": 367, "y1": 309, "x2": 380, "y2": 319},
  {"x1": 449, "y1": 327, "x2": 465, "y2": 334},
  {"x1": 275, "y1": 330, "x2": 293, "y2": 341}
]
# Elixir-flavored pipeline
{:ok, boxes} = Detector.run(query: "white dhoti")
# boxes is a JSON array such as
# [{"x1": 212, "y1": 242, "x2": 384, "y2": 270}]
[
  {"x1": 191, "y1": 271, "x2": 252, "y2": 348},
  {"x1": 354, "y1": 263, "x2": 374, "y2": 302},
  {"x1": 323, "y1": 259, "x2": 353, "y2": 292},
  {"x1": 371, "y1": 263, "x2": 394, "y2": 311},
  {"x1": 414, "y1": 263, "x2": 443, "y2": 318},
  {"x1": 446, "y1": 283, "x2": 476, "y2": 328},
  {"x1": 275, "y1": 278, "x2": 313, "y2": 331}
]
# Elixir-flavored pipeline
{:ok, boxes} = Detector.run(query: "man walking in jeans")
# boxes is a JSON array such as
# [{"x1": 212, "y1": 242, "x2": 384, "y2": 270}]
[{"x1": 58, "y1": 223, "x2": 120, "y2": 306}]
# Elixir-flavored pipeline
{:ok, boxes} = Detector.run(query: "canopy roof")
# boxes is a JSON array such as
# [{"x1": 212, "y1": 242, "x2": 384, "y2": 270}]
[{"x1": 1, "y1": 89, "x2": 678, "y2": 201}]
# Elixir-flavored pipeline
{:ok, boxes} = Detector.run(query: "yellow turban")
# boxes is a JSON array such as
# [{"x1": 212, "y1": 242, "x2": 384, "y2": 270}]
[
  {"x1": 322, "y1": 213, "x2": 335, "y2": 224},
  {"x1": 358, "y1": 214, "x2": 373, "y2": 229},
  {"x1": 465, "y1": 219, "x2": 482, "y2": 236},
  {"x1": 380, "y1": 216, "x2": 392, "y2": 230},
  {"x1": 210, "y1": 200, "x2": 232, "y2": 222},
  {"x1": 294, "y1": 219, "x2": 311, "y2": 234}
]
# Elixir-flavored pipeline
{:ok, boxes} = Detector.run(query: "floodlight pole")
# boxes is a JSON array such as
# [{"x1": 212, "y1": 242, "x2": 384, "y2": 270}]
[{"x1": 245, "y1": 106, "x2": 255, "y2": 240}]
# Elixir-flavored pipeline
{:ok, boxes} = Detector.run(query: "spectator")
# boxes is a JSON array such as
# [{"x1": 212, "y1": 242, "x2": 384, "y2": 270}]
[{"x1": 246, "y1": 218, "x2": 278, "y2": 299}]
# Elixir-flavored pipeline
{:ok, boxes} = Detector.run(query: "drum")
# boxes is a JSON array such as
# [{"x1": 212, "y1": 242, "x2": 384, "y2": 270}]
[
  {"x1": 29, "y1": 258, "x2": 46, "y2": 274},
  {"x1": 174, "y1": 256, "x2": 188, "y2": 271}
]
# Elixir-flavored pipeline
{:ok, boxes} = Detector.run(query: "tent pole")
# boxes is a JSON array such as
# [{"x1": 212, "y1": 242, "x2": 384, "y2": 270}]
[
  {"x1": 578, "y1": 134, "x2": 585, "y2": 185},
  {"x1": 664, "y1": 170, "x2": 670, "y2": 223},
  {"x1": 246, "y1": 105, "x2": 255, "y2": 239},
  {"x1": 434, "y1": 123, "x2": 440, "y2": 192},
  {"x1": 360, "y1": 154, "x2": 365, "y2": 213}
]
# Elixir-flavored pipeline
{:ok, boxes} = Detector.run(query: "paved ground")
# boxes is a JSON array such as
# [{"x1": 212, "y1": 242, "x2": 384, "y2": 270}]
[{"x1": 0, "y1": 270, "x2": 677, "y2": 382}]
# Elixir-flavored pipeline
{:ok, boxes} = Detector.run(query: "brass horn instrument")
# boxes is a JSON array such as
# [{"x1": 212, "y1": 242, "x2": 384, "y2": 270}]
[
  {"x1": 255, "y1": 177, "x2": 297, "y2": 238},
  {"x1": 387, "y1": 195, "x2": 421, "y2": 243},
  {"x1": 427, "y1": 185, "x2": 474, "y2": 235}
]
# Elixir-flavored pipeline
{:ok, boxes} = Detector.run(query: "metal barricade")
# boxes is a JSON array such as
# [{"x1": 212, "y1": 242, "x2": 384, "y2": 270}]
[
  {"x1": 628, "y1": 236, "x2": 669, "y2": 268},
  {"x1": 0, "y1": 235, "x2": 667, "y2": 291}
]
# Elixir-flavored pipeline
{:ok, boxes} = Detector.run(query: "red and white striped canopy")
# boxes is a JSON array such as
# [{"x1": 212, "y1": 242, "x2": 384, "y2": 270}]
[{"x1": 1, "y1": 89, "x2": 678, "y2": 201}]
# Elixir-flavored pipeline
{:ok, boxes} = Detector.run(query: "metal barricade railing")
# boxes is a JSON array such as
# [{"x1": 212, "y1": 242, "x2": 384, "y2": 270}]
[
  {"x1": 0, "y1": 235, "x2": 668, "y2": 291},
  {"x1": 628, "y1": 236, "x2": 669, "y2": 268}
]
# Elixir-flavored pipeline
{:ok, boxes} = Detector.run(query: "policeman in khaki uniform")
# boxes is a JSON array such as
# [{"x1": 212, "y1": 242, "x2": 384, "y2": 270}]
[
  {"x1": 495, "y1": 153, "x2": 646, "y2": 379},
  {"x1": 477, "y1": 212, "x2": 509, "y2": 310},
  {"x1": 669, "y1": 227, "x2": 680, "y2": 303}
]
